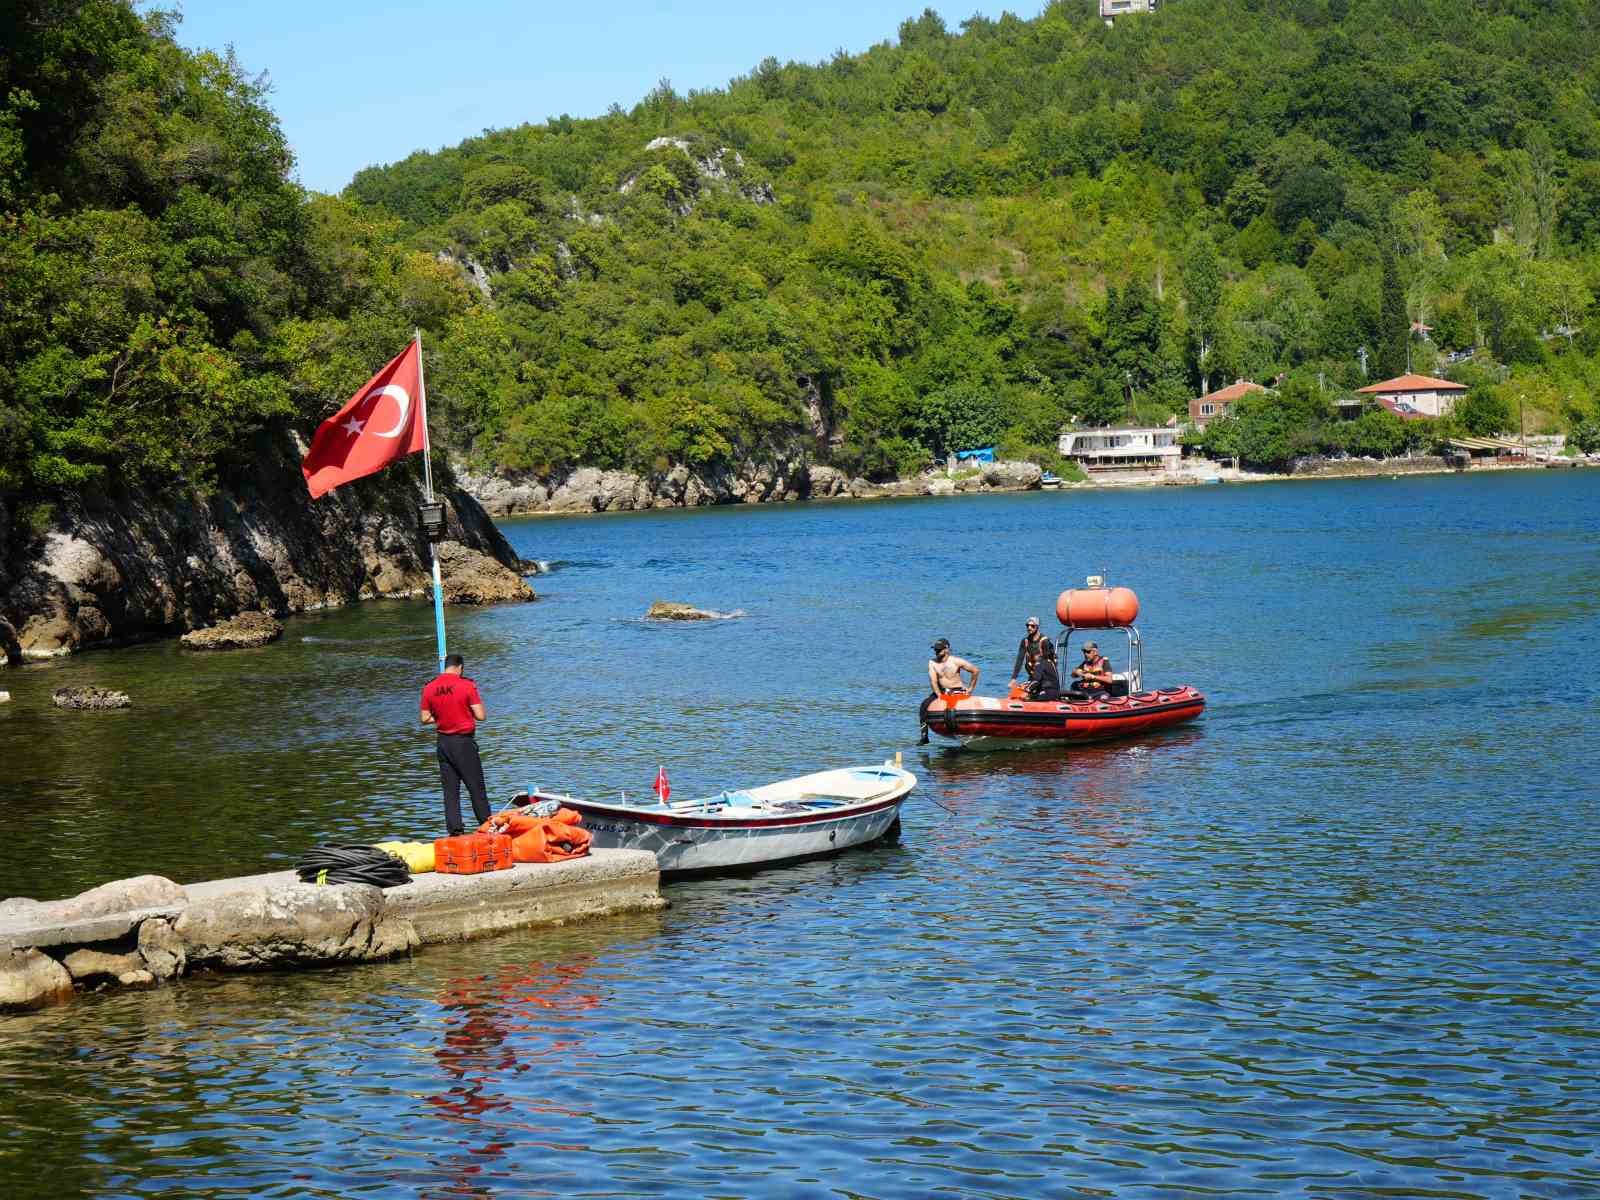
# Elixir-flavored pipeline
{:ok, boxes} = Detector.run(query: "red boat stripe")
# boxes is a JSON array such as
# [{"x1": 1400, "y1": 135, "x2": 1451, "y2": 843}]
[{"x1": 566, "y1": 795, "x2": 904, "y2": 830}]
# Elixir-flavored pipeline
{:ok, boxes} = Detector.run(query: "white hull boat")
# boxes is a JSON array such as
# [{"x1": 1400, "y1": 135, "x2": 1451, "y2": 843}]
[{"x1": 538, "y1": 764, "x2": 916, "y2": 874}]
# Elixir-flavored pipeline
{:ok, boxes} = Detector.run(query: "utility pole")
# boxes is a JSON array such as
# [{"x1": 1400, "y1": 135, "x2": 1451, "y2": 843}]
[{"x1": 1520, "y1": 392, "x2": 1527, "y2": 461}]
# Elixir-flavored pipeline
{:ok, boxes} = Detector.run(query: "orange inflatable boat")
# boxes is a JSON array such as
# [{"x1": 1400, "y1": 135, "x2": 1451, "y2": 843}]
[{"x1": 922, "y1": 579, "x2": 1205, "y2": 746}]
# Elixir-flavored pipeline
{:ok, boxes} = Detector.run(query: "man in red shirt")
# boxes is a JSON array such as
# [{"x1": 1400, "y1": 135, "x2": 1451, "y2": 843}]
[{"x1": 420, "y1": 653, "x2": 491, "y2": 835}]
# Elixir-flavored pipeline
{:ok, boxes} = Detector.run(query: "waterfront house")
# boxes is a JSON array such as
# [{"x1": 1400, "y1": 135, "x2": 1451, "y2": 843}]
[
  {"x1": 1058, "y1": 426, "x2": 1182, "y2": 475},
  {"x1": 1187, "y1": 379, "x2": 1265, "y2": 430},
  {"x1": 1356, "y1": 373, "x2": 1467, "y2": 417}
]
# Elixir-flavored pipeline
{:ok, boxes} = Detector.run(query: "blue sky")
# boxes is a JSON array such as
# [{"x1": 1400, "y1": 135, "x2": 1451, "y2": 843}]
[{"x1": 167, "y1": 1, "x2": 1032, "y2": 195}]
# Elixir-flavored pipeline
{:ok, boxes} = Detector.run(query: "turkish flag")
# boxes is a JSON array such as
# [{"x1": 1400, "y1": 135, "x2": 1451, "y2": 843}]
[
  {"x1": 301, "y1": 341, "x2": 427, "y2": 499},
  {"x1": 653, "y1": 765, "x2": 671, "y2": 804}
]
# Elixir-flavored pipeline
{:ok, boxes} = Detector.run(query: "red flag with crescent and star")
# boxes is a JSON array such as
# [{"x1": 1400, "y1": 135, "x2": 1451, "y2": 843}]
[
  {"x1": 653, "y1": 765, "x2": 670, "y2": 804},
  {"x1": 301, "y1": 341, "x2": 427, "y2": 499}
]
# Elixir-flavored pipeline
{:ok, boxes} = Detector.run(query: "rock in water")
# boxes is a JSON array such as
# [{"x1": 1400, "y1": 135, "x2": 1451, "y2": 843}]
[
  {"x1": 180, "y1": 611, "x2": 284, "y2": 651},
  {"x1": 436, "y1": 541, "x2": 536, "y2": 605},
  {"x1": 50, "y1": 686, "x2": 131, "y2": 711},
  {"x1": 63, "y1": 948, "x2": 145, "y2": 984},
  {"x1": 646, "y1": 601, "x2": 733, "y2": 621},
  {"x1": 0, "y1": 948, "x2": 76, "y2": 1011}
]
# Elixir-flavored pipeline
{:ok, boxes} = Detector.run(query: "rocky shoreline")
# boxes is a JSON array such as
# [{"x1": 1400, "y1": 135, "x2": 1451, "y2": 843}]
[
  {"x1": 0, "y1": 429, "x2": 534, "y2": 665},
  {"x1": 460, "y1": 458, "x2": 1047, "y2": 517}
]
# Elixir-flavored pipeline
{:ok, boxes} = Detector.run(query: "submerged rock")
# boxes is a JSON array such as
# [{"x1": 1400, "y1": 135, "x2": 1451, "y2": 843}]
[
  {"x1": 50, "y1": 686, "x2": 131, "y2": 711},
  {"x1": 180, "y1": 611, "x2": 284, "y2": 651},
  {"x1": 646, "y1": 600, "x2": 736, "y2": 621},
  {"x1": 0, "y1": 948, "x2": 75, "y2": 1011}
]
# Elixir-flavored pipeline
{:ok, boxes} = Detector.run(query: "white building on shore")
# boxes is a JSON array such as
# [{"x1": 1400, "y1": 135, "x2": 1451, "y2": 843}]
[{"x1": 1058, "y1": 426, "x2": 1182, "y2": 474}]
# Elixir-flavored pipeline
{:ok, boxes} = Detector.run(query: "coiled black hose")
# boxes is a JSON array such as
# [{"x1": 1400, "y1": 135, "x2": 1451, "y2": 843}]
[{"x1": 295, "y1": 844, "x2": 412, "y2": 888}]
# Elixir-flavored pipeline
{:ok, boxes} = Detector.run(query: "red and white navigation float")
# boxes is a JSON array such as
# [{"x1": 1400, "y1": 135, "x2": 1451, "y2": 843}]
[{"x1": 921, "y1": 579, "x2": 1206, "y2": 747}]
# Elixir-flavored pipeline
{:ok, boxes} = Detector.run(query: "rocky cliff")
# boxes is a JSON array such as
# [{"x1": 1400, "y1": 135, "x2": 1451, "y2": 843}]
[
  {"x1": 459, "y1": 458, "x2": 1043, "y2": 517},
  {"x1": 0, "y1": 429, "x2": 531, "y2": 664}
]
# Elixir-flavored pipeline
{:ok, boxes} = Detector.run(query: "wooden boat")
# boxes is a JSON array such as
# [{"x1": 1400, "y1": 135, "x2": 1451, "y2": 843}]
[{"x1": 529, "y1": 764, "x2": 916, "y2": 874}]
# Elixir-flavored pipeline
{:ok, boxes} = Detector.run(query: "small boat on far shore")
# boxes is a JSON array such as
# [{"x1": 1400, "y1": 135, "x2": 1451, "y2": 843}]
[{"x1": 529, "y1": 764, "x2": 916, "y2": 874}]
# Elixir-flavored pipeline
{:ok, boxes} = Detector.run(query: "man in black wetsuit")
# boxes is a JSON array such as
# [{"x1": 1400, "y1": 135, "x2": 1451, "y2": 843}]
[{"x1": 1009, "y1": 617, "x2": 1047, "y2": 689}]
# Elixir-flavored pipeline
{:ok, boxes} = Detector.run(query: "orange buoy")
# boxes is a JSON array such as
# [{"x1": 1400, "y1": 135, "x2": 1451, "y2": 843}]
[{"x1": 1055, "y1": 586, "x2": 1139, "y2": 628}]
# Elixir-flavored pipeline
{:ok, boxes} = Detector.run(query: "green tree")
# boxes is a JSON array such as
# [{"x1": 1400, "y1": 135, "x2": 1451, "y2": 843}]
[
  {"x1": 1182, "y1": 233, "x2": 1222, "y2": 394},
  {"x1": 1377, "y1": 245, "x2": 1409, "y2": 378}
]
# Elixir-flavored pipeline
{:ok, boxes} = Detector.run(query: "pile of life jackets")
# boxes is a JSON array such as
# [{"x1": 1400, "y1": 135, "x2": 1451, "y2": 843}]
[{"x1": 477, "y1": 804, "x2": 592, "y2": 864}]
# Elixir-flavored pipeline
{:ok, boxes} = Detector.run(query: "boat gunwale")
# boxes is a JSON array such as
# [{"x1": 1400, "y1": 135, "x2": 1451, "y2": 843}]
[
  {"x1": 564, "y1": 790, "x2": 909, "y2": 831},
  {"x1": 934, "y1": 693, "x2": 1206, "y2": 723}
]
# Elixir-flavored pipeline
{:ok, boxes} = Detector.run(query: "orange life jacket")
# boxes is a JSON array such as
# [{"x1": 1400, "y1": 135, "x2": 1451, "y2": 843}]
[{"x1": 478, "y1": 807, "x2": 592, "y2": 863}]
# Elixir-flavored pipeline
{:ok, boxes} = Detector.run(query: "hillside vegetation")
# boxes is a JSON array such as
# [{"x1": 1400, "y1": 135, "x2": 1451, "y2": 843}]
[{"x1": 5, "y1": 0, "x2": 1600, "y2": 513}]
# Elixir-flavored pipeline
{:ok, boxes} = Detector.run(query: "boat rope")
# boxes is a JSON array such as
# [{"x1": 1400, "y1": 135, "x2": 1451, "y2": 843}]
[{"x1": 294, "y1": 844, "x2": 412, "y2": 888}]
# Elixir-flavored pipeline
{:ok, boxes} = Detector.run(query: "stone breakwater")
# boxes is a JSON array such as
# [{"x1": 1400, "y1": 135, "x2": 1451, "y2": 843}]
[
  {"x1": 0, "y1": 428, "x2": 534, "y2": 665},
  {"x1": 0, "y1": 855, "x2": 664, "y2": 1013},
  {"x1": 460, "y1": 459, "x2": 1044, "y2": 517}
]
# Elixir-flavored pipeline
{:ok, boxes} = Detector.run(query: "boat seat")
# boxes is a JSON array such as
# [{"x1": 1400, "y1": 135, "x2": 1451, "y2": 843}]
[{"x1": 1067, "y1": 676, "x2": 1129, "y2": 700}]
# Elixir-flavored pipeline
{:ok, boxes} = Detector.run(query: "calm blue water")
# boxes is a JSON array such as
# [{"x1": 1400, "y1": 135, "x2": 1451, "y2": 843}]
[{"x1": 1, "y1": 471, "x2": 1598, "y2": 1198}]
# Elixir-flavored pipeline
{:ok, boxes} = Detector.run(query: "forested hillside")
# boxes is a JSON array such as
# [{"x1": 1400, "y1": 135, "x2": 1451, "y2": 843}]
[{"x1": 6, "y1": 0, "x2": 1600, "y2": 508}]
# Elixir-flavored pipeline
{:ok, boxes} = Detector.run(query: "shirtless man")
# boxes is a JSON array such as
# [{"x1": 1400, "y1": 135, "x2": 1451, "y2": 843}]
[{"x1": 919, "y1": 638, "x2": 979, "y2": 744}]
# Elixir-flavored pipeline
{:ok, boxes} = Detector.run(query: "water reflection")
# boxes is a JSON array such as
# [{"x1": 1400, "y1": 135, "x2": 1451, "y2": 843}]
[{"x1": 1, "y1": 472, "x2": 1598, "y2": 1197}]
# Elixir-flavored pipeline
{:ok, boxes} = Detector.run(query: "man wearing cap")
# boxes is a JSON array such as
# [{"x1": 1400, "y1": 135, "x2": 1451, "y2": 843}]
[
  {"x1": 919, "y1": 638, "x2": 979, "y2": 744},
  {"x1": 1071, "y1": 641, "x2": 1113, "y2": 696},
  {"x1": 420, "y1": 652, "x2": 492, "y2": 836},
  {"x1": 1009, "y1": 617, "x2": 1048, "y2": 688}
]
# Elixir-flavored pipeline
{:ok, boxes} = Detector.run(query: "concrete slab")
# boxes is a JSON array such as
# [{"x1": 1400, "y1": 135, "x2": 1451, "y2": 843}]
[
  {"x1": 0, "y1": 905, "x2": 183, "y2": 953},
  {"x1": 387, "y1": 850, "x2": 665, "y2": 943}
]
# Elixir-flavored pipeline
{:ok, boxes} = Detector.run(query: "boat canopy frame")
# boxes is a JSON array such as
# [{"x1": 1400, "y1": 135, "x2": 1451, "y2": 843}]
[{"x1": 1057, "y1": 624, "x2": 1143, "y2": 694}]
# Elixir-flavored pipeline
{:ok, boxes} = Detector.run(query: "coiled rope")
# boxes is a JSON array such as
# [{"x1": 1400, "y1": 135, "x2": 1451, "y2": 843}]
[{"x1": 295, "y1": 844, "x2": 412, "y2": 888}]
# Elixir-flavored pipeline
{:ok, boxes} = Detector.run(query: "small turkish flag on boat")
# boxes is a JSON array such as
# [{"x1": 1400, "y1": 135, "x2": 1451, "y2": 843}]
[
  {"x1": 652, "y1": 765, "x2": 671, "y2": 804},
  {"x1": 301, "y1": 340, "x2": 428, "y2": 499}
]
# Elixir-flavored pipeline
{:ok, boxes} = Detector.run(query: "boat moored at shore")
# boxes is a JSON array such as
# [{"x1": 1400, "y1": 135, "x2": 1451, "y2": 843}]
[{"x1": 530, "y1": 763, "x2": 916, "y2": 874}]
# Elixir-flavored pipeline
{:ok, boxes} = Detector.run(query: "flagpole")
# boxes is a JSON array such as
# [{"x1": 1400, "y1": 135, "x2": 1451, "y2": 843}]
[{"x1": 416, "y1": 328, "x2": 447, "y2": 673}]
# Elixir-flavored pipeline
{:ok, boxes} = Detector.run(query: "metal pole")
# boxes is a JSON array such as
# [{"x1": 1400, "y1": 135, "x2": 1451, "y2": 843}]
[
  {"x1": 416, "y1": 329, "x2": 435, "y2": 504},
  {"x1": 417, "y1": 328, "x2": 447, "y2": 672}
]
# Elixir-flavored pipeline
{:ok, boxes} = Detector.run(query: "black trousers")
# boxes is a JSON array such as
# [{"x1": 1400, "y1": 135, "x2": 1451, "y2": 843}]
[{"x1": 436, "y1": 732, "x2": 491, "y2": 836}]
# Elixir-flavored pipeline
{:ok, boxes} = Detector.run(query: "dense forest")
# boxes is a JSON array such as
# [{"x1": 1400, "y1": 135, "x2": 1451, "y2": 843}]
[{"x1": 5, "y1": 0, "x2": 1600, "y2": 514}]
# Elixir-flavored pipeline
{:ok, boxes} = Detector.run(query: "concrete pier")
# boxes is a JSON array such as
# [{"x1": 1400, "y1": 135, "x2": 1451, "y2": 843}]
[{"x1": 1, "y1": 851, "x2": 664, "y2": 1013}]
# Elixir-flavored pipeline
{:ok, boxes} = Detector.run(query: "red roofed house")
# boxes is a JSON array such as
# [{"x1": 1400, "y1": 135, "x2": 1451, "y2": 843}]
[
  {"x1": 1355, "y1": 373, "x2": 1468, "y2": 418},
  {"x1": 1188, "y1": 379, "x2": 1265, "y2": 430}
]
